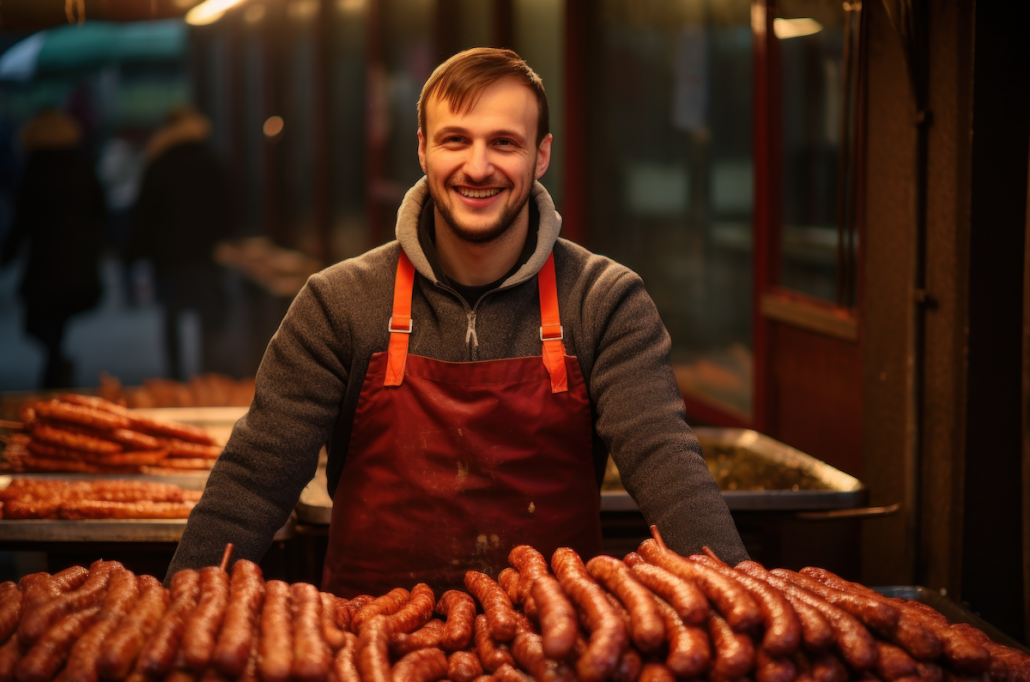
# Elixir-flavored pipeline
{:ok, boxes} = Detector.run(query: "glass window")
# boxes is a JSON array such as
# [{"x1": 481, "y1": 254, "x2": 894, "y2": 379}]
[
  {"x1": 586, "y1": 0, "x2": 754, "y2": 419},
  {"x1": 776, "y1": 0, "x2": 849, "y2": 303}
]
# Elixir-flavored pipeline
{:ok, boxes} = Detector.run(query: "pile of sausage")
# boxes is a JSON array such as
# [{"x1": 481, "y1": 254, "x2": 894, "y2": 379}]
[
  {"x1": 0, "y1": 478, "x2": 201, "y2": 520},
  {"x1": 1, "y1": 538, "x2": 1029, "y2": 682},
  {"x1": 1, "y1": 395, "x2": 221, "y2": 475}
]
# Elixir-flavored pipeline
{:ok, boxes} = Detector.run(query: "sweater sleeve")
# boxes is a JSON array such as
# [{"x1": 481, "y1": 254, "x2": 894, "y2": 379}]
[
  {"x1": 584, "y1": 266, "x2": 749, "y2": 565},
  {"x1": 165, "y1": 273, "x2": 351, "y2": 579}
]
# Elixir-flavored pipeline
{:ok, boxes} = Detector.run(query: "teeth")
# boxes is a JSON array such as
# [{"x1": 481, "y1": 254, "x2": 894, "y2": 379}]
[{"x1": 458, "y1": 187, "x2": 502, "y2": 198}]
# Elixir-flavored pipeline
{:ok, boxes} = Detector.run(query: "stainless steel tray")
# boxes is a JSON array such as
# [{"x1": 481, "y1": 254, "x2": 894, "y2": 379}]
[
  {"x1": 602, "y1": 427, "x2": 868, "y2": 512},
  {"x1": 0, "y1": 473, "x2": 294, "y2": 543}
]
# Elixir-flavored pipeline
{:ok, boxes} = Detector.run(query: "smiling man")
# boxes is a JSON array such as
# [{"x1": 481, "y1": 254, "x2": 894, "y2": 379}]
[{"x1": 168, "y1": 48, "x2": 747, "y2": 595}]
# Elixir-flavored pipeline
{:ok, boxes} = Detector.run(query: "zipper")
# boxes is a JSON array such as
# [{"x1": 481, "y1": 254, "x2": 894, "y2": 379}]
[{"x1": 465, "y1": 311, "x2": 479, "y2": 360}]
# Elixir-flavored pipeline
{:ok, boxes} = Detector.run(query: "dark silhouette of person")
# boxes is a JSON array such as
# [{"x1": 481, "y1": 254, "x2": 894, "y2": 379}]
[
  {"x1": 1, "y1": 109, "x2": 105, "y2": 388},
  {"x1": 126, "y1": 106, "x2": 230, "y2": 381}
]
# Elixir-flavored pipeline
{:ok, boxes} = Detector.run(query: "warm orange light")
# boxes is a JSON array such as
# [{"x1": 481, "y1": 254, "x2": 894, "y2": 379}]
[
  {"x1": 185, "y1": 0, "x2": 246, "y2": 26},
  {"x1": 263, "y1": 116, "x2": 285, "y2": 137},
  {"x1": 773, "y1": 17, "x2": 823, "y2": 39}
]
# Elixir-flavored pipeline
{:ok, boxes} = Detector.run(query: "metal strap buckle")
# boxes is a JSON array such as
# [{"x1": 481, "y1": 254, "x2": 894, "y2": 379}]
[
  {"x1": 389, "y1": 317, "x2": 413, "y2": 334},
  {"x1": 540, "y1": 325, "x2": 564, "y2": 341}
]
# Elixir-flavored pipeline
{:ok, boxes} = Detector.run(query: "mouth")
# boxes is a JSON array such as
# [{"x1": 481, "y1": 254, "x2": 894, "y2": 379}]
[{"x1": 455, "y1": 186, "x2": 504, "y2": 199}]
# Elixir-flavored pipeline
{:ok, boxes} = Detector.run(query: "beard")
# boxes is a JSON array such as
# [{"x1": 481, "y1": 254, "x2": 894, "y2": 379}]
[{"x1": 430, "y1": 175, "x2": 533, "y2": 245}]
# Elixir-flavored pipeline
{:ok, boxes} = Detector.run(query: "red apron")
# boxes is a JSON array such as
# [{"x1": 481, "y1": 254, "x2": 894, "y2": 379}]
[{"x1": 322, "y1": 250, "x2": 603, "y2": 597}]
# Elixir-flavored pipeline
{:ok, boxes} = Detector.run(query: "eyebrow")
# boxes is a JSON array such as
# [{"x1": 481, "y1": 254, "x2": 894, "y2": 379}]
[{"x1": 433, "y1": 126, "x2": 527, "y2": 145}]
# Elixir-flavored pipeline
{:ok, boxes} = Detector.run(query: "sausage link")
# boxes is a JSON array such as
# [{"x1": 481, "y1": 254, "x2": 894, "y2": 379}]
[
  {"x1": 435, "y1": 591, "x2": 476, "y2": 651},
  {"x1": 638, "y1": 662, "x2": 676, "y2": 682},
  {"x1": 18, "y1": 560, "x2": 120, "y2": 649},
  {"x1": 0, "y1": 635, "x2": 21, "y2": 682},
  {"x1": 509, "y1": 546, "x2": 553, "y2": 619},
  {"x1": 551, "y1": 548, "x2": 627, "y2": 682},
  {"x1": 385, "y1": 584, "x2": 436, "y2": 636},
  {"x1": 393, "y1": 648, "x2": 448, "y2": 682},
  {"x1": 181, "y1": 566, "x2": 230, "y2": 671},
  {"x1": 55, "y1": 394, "x2": 130, "y2": 416},
  {"x1": 586, "y1": 555, "x2": 665, "y2": 653},
  {"x1": 709, "y1": 611, "x2": 756, "y2": 681},
  {"x1": 336, "y1": 596, "x2": 373, "y2": 634},
  {"x1": 98, "y1": 574, "x2": 170, "y2": 680},
  {"x1": 136, "y1": 569, "x2": 201, "y2": 679},
  {"x1": 256, "y1": 581, "x2": 293, "y2": 682},
  {"x1": 129, "y1": 415, "x2": 214, "y2": 445},
  {"x1": 448, "y1": 651, "x2": 485, "y2": 682},
  {"x1": 755, "y1": 649, "x2": 797, "y2": 682},
  {"x1": 736, "y1": 563, "x2": 876, "y2": 670},
  {"x1": 331, "y1": 632, "x2": 360, "y2": 682},
  {"x1": 875, "y1": 640, "x2": 919, "y2": 680},
  {"x1": 610, "y1": 648, "x2": 643, "y2": 682},
  {"x1": 56, "y1": 567, "x2": 141, "y2": 682},
  {"x1": 474, "y1": 615, "x2": 516, "y2": 672},
  {"x1": 290, "y1": 582, "x2": 332, "y2": 682},
  {"x1": 638, "y1": 540, "x2": 761, "y2": 632},
  {"x1": 31, "y1": 424, "x2": 122, "y2": 454},
  {"x1": 771, "y1": 569, "x2": 900, "y2": 632},
  {"x1": 492, "y1": 663, "x2": 532, "y2": 682},
  {"x1": 0, "y1": 584, "x2": 22, "y2": 646},
  {"x1": 792, "y1": 649, "x2": 846, "y2": 682},
  {"x1": 498, "y1": 569, "x2": 522, "y2": 606},
  {"x1": 628, "y1": 562, "x2": 708, "y2": 625},
  {"x1": 320, "y1": 593, "x2": 348, "y2": 652},
  {"x1": 652, "y1": 596, "x2": 710, "y2": 678},
  {"x1": 691, "y1": 555, "x2": 802, "y2": 657},
  {"x1": 391, "y1": 619, "x2": 445, "y2": 658},
  {"x1": 735, "y1": 563, "x2": 835, "y2": 653},
  {"x1": 528, "y1": 574, "x2": 577, "y2": 660},
  {"x1": 355, "y1": 616, "x2": 392, "y2": 682},
  {"x1": 798, "y1": 567, "x2": 943, "y2": 660},
  {"x1": 211, "y1": 560, "x2": 265, "y2": 676},
  {"x1": 510, "y1": 622, "x2": 575, "y2": 682},
  {"x1": 34, "y1": 400, "x2": 132, "y2": 431},
  {"x1": 15, "y1": 606, "x2": 101, "y2": 682},
  {"x1": 465, "y1": 572, "x2": 518, "y2": 643},
  {"x1": 350, "y1": 588, "x2": 410, "y2": 636}
]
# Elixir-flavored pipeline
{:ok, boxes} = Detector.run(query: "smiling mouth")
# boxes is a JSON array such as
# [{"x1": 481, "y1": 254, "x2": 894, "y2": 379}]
[{"x1": 455, "y1": 187, "x2": 503, "y2": 199}]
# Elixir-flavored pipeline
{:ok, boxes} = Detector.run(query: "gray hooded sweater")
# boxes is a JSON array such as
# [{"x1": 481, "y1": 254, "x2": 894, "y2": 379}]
[{"x1": 166, "y1": 178, "x2": 748, "y2": 578}]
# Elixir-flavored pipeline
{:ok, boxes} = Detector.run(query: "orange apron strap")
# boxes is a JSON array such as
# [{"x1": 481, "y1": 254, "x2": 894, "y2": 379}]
[
  {"x1": 385, "y1": 251, "x2": 416, "y2": 386},
  {"x1": 538, "y1": 252, "x2": 568, "y2": 393}
]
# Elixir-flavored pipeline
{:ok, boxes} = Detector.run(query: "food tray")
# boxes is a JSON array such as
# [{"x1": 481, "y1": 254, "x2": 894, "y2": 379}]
[
  {"x1": 875, "y1": 586, "x2": 1029, "y2": 653},
  {"x1": 601, "y1": 427, "x2": 868, "y2": 512},
  {"x1": 0, "y1": 472, "x2": 295, "y2": 543}
]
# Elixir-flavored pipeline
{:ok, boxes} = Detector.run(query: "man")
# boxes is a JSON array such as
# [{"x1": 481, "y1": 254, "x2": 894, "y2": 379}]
[{"x1": 167, "y1": 48, "x2": 746, "y2": 596}]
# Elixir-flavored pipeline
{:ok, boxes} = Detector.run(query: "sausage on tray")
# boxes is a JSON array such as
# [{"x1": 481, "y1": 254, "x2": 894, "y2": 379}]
[
  {"x1": 509, "y1": 612, "x2": 574, "y2": 682},
  {"x1": 14, "y1": 606, "x2": 100, "y2": 682},
  {"x1": 33, "y1": 401, "x2": 132, "y2": 432},
  {"x1": 465, "y1": 572, "x2": 518, "y2": 643},
  {"x1": 448, "y1": 650, "x2": 484, "y2": 682},
  {"x1": 331, "y1": 632, "x2": 360, "y2": 682},
  {"x1": 529, "y1": 573, "x2": 578, "y2": 660},
  {"x1": 211, "y1": 560, "x2": 265, "y2": 677},
  {"x1": 391, "y1": 619, "x2": 446, "y2": 658},
  {"x1": 320, "y1": 593, "x2": 348, "y2": 652},
  {"x1": 474, "y1": 614, "x2": 515, "y2": 672},
  {"x1": 97, "y1": 575, "x2": 170, "y2": 680},
  {"x1": 350, "y1": 588, "x2": 410, "y2": 635},
  {"x1": 135, "y1": 569, "x2": 200, "y2": 679},
  {"x1": 551, "y1": 548, "x2": 627, "y2": 682},
  {"x1": 392, "y1": 647, "x2": 449, "y2": 682},
  {"x1": 355, "y1": 616, "x2": 392, "y2": 682},
  {"x1": 55, "y1": 568, "x2": 140, "y2": 682},
  {"x1": 435, "y1": 591, "x2": 476, "y2": 651},
  {"x1": 180, "y1": 566, "x2": 230, "y2": 671},
  {"x1": 385, "y1": 583, "x2": 436, "y2": 636},
  {"x1": 652, "y1": 596, "x2": 710, "y2": 678},
  {"x1": 290, "y1": 582, "x2": 332, "y2": 682},
  {"x1": 627, "y1": 561, "x2": 708, "y2": 625},
  {"x1": 18, "y1": 560, "x2": 119, "y2": 649},
  {"x1": 708, "y1": 611, "x2": 756, "y2": 681},
  {"x1": 256, "y1": 581, "x2": 293, "y2": 682},
  {"x1": 586, "y1": 556, "x2": 665, "y2": 653}
]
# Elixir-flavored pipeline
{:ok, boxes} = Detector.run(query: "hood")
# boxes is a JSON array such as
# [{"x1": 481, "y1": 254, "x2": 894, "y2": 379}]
[
  {"x1": 19, "y1": 110, "x2": 81, "y2": 151},
  {"x1": 145, "y1": 107, "x2": 212, "y2": 161},
  {"x1": 395, "y1": 177, "x2": 563, "y2": 288}
]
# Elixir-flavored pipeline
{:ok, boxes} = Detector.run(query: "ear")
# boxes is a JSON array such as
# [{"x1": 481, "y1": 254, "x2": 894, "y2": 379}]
[
  {"x1": 417, "y1": 129, "x2": 427, "y2": 175},
  {"x1": 534, "y1": 133, "x2": 553, "y2": 180}
]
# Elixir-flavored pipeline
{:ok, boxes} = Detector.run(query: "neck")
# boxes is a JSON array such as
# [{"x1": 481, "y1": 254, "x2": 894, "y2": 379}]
[{"x1": 434, "y1": 203, "x2": 530, "y2": 286}]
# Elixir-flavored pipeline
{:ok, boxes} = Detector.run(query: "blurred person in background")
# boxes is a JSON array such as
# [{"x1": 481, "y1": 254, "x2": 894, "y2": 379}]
[
  {"x1": 0, "y1": 109, "x2": 106, "y2": 388},
  {"x1": 126, "y1": 105, "x2": 230, "y2": 381}
]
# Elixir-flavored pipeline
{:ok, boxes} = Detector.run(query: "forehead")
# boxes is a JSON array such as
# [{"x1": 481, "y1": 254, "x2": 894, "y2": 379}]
[{"x1": 424, "y1": 78, "x2": 538, "y2": 138}]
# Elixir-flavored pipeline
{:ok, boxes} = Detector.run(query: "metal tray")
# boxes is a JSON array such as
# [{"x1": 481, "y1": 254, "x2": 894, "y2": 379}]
[
  {"x1": 875, "y1": 586, "x2": 1029, "y2": 653},
  {"x1": 601, "y1": 427, "x2": 868, "y2": 512},
  {"x1": 0, "y1": 473, "x2": 294, "y2": 543}
]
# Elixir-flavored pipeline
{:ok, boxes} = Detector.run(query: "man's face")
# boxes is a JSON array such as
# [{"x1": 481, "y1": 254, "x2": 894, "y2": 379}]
[{"x1": 418, "y1": 78, "x2": 552, "y2": 244}]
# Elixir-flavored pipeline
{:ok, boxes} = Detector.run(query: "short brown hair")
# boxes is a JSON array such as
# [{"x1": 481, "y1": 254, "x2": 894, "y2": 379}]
[{"x1": 418, "y1": 47, "x2": 549, "y2": 146}]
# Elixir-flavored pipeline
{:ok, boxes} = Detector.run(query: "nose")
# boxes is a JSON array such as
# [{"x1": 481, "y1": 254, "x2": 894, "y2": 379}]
[{"x1": 463, "y1": 140, "x2": 493, "y2": 181}]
